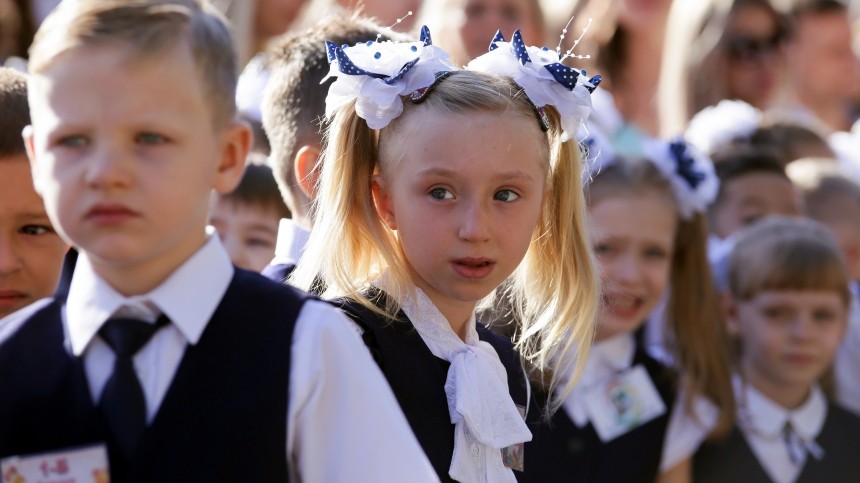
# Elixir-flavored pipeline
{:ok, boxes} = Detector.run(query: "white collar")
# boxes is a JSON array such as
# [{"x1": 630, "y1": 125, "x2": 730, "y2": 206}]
[
  {"x1": 66, "y1": 233, "x2": 234, "y2": 356},
  {"x1": 574, "y1": 332, "x2": 635, "y2": 388},
  {"x1": 376, "y1": 274, "x2": 530, "y2": 482},
  {"x1": 271, "y1": 218, "x2": 311, "y2": 266},
  {"x1": 736, "y1": 376, "x2": 827, "y2": 441}
]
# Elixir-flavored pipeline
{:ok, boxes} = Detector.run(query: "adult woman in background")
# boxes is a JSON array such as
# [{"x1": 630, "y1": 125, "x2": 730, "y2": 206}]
[{"x1": 659, "y1": 0, "x2": 786, "y2": 136}]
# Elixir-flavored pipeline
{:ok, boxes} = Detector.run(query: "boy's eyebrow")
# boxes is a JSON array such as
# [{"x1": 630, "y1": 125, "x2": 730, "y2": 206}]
[
  {"x1": 14, "y1": 210, "x2": 51, "y2": 220},
  {"x1": 416, "y1": 167, "x2": 536, "y2": 182},
  {"x1": 245, "y1": 222, "x2": 278, "y2": 235}
]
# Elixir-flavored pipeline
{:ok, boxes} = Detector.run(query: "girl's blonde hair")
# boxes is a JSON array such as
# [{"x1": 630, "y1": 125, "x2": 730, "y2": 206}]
[
  {"x1": 729, "y1": 216, "x2": 851, "y2": 305},
  {"x1": 588, "y1": 158, "x2": 737, "y2": 439},
  {"x1": 291, "y1": 70, "x2": 599, "y2": 413}
]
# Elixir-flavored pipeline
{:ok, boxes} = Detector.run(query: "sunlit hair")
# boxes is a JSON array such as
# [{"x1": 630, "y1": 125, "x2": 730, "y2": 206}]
[
  {"x1": 291, "y1": 70, "x2": 599, "y2": 413},
  {"x1": 28, "y1": 0, "x2": 238, "y2": 127},
  {"x1": 659, "y1": 0, "x2": 785, "y2": 136},
  {"x1": 587, "y1": 157, "x2": 736, "y2": 438},
  {"x1": 729, "y1": 216, "x2": 850, "y2": 305}
]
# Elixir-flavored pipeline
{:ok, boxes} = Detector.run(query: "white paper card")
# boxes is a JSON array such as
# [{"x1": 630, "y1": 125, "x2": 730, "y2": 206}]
[
  {"x1": 583, "y1": 364, "x2": 667, "y2": 442},
  {"x1": 1, "y1": 444, "x2": 110, "y2": 483}
]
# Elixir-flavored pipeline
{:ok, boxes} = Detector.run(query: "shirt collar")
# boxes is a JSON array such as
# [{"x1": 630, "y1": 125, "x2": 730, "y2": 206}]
[
  {"x1": 271, "y1": 218, "x2": 311, "y2": 266},
  {"x1": 736, "y1": 375, "x2": 827, "y2": 440},
  {"x1": 66, "y1": 233, "x2": 234, "y2": 355},
  {"x1": 577, "y1": 332, "x2": 635, "y2": 387}
]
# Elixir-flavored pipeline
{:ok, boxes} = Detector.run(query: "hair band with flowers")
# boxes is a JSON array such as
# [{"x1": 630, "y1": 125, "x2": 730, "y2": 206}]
[
  {"x1": 641, "y1": 138, "x2": 719, "y2": 220},
  {"x1": 323, "y1": 25, "x2": 456, "y2": 129},
  {"x1": 466, "y1": 27, "x2": 601, "y2": 142}
]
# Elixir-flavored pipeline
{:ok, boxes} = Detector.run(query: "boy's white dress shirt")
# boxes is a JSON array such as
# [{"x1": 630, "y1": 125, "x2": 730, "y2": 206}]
[{"x1": 0, "y1": 234, "x2": 438, "y2": 483}]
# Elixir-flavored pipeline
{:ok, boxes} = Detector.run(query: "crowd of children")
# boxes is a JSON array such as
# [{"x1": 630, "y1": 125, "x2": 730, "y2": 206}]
[{"x1": 0, "y1": 0, "x2": 858, "y2": 482}]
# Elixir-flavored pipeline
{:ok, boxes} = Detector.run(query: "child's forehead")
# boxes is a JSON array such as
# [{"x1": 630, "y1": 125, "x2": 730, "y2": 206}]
[{"x1": 29, "y1": 42, "x2": 216, "y2": 129}]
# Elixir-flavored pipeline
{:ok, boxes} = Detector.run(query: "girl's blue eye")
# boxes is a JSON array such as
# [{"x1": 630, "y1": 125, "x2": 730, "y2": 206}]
[
  {"x1": 430, "y1": 187, "x2": 453, "y2": 200},
  {"x1": 594, "y1": 243, "x2": 613, "y2": 255},
  {"x1": 494, "y1": 189, "x2": 519, "y2": 202}
]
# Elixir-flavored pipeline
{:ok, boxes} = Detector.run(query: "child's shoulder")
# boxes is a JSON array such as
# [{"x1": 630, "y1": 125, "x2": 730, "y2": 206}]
[
  {"x1": 230, "y1": 266, "x2": 312, "y2": 296},
  {"x1": 823, "y1": 400, "x2": 860, "y2": 435}
]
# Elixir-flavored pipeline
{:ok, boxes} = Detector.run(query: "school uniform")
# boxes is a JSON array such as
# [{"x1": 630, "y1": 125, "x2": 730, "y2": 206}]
[
  {"x1": 518, "y1": 333, "x2": 675, "y2": 483},
  {"x1": 261, "y1": 218, "x2": 311, "y2": 283},
  {"x1": 0, "y1": 234, "x2": 436, "y2": 483},
  {"x1": 336, "y1": 276, "x2": 531, "y2": 483},
  {"x1": 694, "y1": 378, "x2": 860, "y2": 483},
  {"x1": 835, "y1": 282, "x2": 860, "y2": 416}
]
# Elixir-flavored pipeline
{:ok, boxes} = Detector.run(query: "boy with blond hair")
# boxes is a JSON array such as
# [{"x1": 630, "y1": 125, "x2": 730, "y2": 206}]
[{"x1": 0, "y1": 1, "x2": 435, "y2": 481}]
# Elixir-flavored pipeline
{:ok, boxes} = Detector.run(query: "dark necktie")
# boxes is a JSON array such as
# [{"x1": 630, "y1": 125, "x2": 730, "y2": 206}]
[{"x1": 98, "y1": 314, "x2": 169, "y2": 459}]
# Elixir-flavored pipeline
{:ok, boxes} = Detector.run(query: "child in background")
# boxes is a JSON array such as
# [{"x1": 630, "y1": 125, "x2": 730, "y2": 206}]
[
  {"x1": 0, "y1": 1, "x2": 436, "y2": 481},
  {"x1": 209, "y1": 154, "x2": 289, "y2": 273},
  {"x1": 787, "y1": 160, "x2": 860, "y2": 417},
  {"x1": 292, "y1": 29, "x2": 600, "y2": 482},
  {"x1": 260, "y1": 13, "x2": 400, "y2": 283},
  {"x1": 710, "y1": 148, "x2": 803, "y2": 241},
  {"x1": 0, "y1": 67, "x2": 66, "y2": 321},
  {"x1": 694, "y1": 216, "x2": 860, "y2": 482},
  {"x1": 521, "y1": 141, "x2": 735, "y2": 483}
]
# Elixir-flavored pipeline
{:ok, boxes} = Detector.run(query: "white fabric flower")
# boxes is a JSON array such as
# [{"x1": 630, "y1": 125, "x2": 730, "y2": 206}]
[
  {"x1": 466, "y1": 30, "x2": 598, "y2": 142},
  {"x1": 642, "y1": 138, "x2": 719, "y2": 219},
  {"x1": 323, "y1": 27, "x2": 455, "y2": 129},
  {"x1": 685, "y1": 100, "x2": 762, "y2": 155}
]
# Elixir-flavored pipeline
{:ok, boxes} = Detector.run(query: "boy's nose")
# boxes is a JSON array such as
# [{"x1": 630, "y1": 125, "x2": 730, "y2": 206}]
[
  {"x1": 85, "y1": 145, "x2": 131, "y2": 189},
  {"x1": 0, "y1": 238, "x2": 22, "y2": 275}
]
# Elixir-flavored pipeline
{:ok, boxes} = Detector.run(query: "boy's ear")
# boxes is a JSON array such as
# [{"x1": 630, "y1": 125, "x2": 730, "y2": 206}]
[
  {"x1": 723, "y1": 292, "x2": 741, "y2": 337},
  {"x1": 294, "y1": 145, "x2": 321, "y2": 199},
  {"x1": 22, "y1": 125, "x2": 43, "y2": 195},
  {"x1": 212, "y1": 120, "x2": 253, "y2": 194},
  {"x1": 371, "y1": 175, "x2": 397, "y2": 230}
]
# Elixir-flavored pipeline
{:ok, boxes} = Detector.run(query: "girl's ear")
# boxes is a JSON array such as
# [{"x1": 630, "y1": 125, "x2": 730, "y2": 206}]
[
  {"x1": 723, "y1": 292, "x2": 741, "y2": 337},
  {"x1": 371, "y1": 175, "x2": 397, "y2": 230}
]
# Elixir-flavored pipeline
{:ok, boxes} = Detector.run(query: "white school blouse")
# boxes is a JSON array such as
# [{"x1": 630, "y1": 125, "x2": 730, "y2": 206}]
[{"x1": 1, "y1": 234, "x2": 437, "y2": 483}]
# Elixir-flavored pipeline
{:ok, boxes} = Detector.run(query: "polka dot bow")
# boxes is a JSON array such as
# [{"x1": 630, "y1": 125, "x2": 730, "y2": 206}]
[
  {"x1": 323, "y1": 26, "x2": 455, "y2": 129},
  {"x1": 467, "y1": 29, "x2": 601, "y2": 142},
  {"x1": 642, "y1": 137, "x2": 719, "y2": 219}
]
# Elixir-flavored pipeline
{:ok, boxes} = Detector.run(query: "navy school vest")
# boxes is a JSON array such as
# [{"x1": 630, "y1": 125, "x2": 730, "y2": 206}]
[
  {"x1": 516, "y1": 346, "x2": 677, "y2": 483},
  {"x1": 336, "y1": 295, "x2": 529, "y2": 483},
  {"x1": 0, "y1": 269, "x2": 308, "y2": 483},
  {"x1": 693, "y1": 403, "x2": 860, "y2": 482}
]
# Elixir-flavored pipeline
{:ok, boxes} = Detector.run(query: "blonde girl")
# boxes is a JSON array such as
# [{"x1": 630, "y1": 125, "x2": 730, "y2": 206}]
[
  {"x1": 291, "y1": 28, "x2": 600, "y2": 482},
  {"x1": 694, "y1": 216, "x2": 860, "y2": 482},
  {"x1": 521, "y1": 139, "x2": 736, "y2": 483}
]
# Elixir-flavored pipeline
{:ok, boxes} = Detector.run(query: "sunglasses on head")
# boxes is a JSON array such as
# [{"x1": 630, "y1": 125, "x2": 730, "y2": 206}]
[{"x1": 725, "y1": 33, "x2": 782, "y2": 62}]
